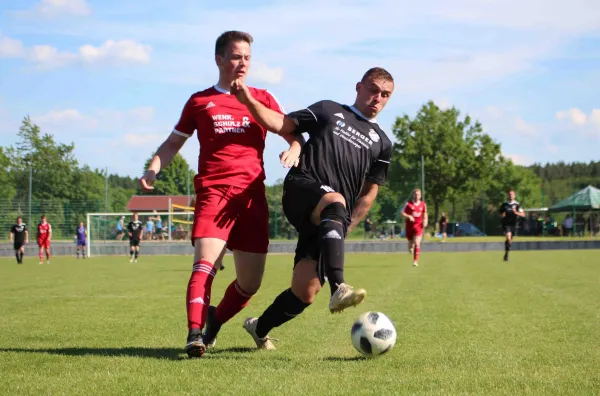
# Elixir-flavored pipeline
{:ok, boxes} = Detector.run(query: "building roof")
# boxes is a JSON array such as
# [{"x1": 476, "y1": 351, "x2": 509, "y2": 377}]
[{"x1": 126, "y1": 195, "x2": 195, "y2": 211}]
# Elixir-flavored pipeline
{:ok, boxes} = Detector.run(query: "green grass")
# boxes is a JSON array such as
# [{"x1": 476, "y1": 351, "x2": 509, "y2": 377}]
[{"x1": 1, "y1": 251, "x2": 599, "y2": 395}]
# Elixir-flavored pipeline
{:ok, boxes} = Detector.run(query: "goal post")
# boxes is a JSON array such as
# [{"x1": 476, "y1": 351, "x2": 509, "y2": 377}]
[{"x1": 86, "y1": 211, "x2": 193, "y2": 258}]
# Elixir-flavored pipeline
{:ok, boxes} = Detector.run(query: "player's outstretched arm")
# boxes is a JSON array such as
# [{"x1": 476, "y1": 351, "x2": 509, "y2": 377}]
[
  {"x1": 231, "y1": 79, "x2": 297, "y2": 136},
  {"x1": 9, "y1": 231, "x2": 13, "y2": 243},
  {"x1": 140, "y1": 133, "x2": 188, "y2": 191},
  {"x1": 348, "y1": 181, "x2": 380, "y2": 235},
  {"x1": 25, "y1": 230, "x2": 28, "y2": 244},
  {"x1": 423, "y1": 204, "x2": 429, "y2": 228}
]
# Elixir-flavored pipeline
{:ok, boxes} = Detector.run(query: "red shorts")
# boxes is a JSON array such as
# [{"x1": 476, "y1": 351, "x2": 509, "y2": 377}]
[
  {"x1": 405, "y1": 225, "x2": 423, "y2": 241},
  {"x1": 38, "y1": 240, "x2": 51, "y2": 249},
  {"x1": 192, "y1": 185, "x2": 269, "y2": 254}
]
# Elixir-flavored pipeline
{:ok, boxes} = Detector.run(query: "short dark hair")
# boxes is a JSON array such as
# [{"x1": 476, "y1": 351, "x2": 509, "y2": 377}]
[
  {"x1": 16, "y1": 216, "x2": 21, "y2": 221},
  {"x1": 215, "y1": 31, "x2": 253, "y2": 57},
  {"x1": 361, "y1": 67, "x2": 394, "y2": 83},
  {"x1": 41, "y1": 215, "x2": 46, "y2": 219}
]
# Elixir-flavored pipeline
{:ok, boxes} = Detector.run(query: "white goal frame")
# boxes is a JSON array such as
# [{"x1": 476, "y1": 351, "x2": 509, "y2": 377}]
[{"x1": 86, "y1": 211, "x2": 194, "y2": 258}]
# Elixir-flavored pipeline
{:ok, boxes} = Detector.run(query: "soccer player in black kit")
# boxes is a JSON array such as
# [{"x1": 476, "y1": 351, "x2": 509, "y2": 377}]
[
  {"x1": 10, "y1": 217, "x2": 28, "y2": 264},
  {"x1": 499, "y1": 190, "x2": 525, "y2": 261},
  {"x1": 229, "y1": 67, "x2": 394, "y2": 349},
  {"x1": 127, "y1": 212, "x2": 144, "y2": 263}
]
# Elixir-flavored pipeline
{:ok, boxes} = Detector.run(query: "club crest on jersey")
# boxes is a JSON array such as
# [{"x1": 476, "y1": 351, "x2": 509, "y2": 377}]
[
  {"x1": 336, "y1": 120, "x2": 345, "y2": 128},
  {"x1": 368, "y1": 129, "x2": 380, "y2": 142}
]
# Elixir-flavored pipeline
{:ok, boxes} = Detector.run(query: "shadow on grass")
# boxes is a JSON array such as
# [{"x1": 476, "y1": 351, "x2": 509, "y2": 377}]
[
  {"x1": 322, "y1": 356, "x2": 369, "y2": 362},
  {"x1": 0, "y1": 347, "x2": 184, "y2": 360},
  {"x1": 0, "y1": 346, "x2": 281, "y2": 361}
]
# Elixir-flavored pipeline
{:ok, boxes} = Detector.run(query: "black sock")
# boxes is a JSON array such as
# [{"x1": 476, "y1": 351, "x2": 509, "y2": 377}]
[
  {"x1": 130, "y1": 250, "x2": 134, "y2": 258},
  {"x1": 135, "y1": 250, "x2": 139, "y2": 259},
  {"x1": 19, "y1": 251, "x2": 24, "y2": 262},
  {"x1": 255, "y1": 288, "x2": 311, "y2": 338},
  {"x1": 15, "y1": 251, "x2": 20, "y2": 263},
  {"x1": 320, "y1": 220, "x2": 345, "y2": 295},
  {"x1": 505, "y1": 240, "x2": 511, "y2": 252}
]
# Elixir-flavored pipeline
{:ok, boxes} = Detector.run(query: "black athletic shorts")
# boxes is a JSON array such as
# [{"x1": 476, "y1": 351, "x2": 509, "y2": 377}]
[
  {"x1": 14, "y1": 242, "x2": 24, "y2": 250},
  {"x1": 282, "y1": 174, "x2": 349, "y2": 281},
  {"x1": 502, "y1": 224, "x2": 516, "y2": 235},
  {"x1": 129, "y1": 239, "x2": 140, "y2": 247}
]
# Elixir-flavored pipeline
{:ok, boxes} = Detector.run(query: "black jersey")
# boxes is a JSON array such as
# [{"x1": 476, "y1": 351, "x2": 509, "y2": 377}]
[
  {"x1": 286, "y1": 100, "x2": 392, "y2": 214},
  {"x1": 11, "y1": 223, "x2": 27, "y2": 244},
  {"x1": 499, "y1": 200, "x2": 522, "y2": 225},
  {"x1": 127, "y1": 220, "x2": 143, "y2": 240}
]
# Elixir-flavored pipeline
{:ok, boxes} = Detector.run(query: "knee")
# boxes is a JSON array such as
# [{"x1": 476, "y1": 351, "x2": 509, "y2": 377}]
[
  {"x1": 237, "y1": 278, "x2": 261, "y2": 295},
  {"x1": 291, "y1": 282, "x2": 320, "y2": 304}
]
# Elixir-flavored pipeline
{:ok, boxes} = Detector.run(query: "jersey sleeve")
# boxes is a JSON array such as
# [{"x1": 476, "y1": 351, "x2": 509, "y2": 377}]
[
  {"x1": 499, "y1": 203, "x2": 506, "y2": 214},
  {"x1": 264, "y1": 91, "x2": 285, "y2": 115},
  {"x1": 10, "y1": 225, "x2": 16, "y2": 234},
  {"x1": 173, "y1": 96, "x2": 197, "y2": 138},
  {"x1": 286, "y1": 101, "x2": 325, "y2": 135},
  {"x1": 365, "y1": 138, "x2": 392, "y2": 185},
  {"x1": 402, "y1": 203, "x2": 410, "y2": 216},
  {"x1": 127, "y1": 222, "x2": 133, "y2": 233}
]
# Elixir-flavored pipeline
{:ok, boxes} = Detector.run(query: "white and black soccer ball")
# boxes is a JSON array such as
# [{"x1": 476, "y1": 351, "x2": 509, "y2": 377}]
[{"x1": 351, "y1": 312, "x2": 397, "y2": 357}]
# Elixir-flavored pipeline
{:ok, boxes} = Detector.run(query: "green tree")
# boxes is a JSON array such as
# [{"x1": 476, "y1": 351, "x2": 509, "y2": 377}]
[
  {"x1": 8, "y1": 116, "x2": 79, "y2": 200},
  {"x1": 391, "y1": 101, "x2": 499, "y2": 223},
  {"x1": 141, "y1": 153, "x2": 195, "y2": 195},
  {"x1": 0, "y1": 147, "x2": 16, "y2": 201}
]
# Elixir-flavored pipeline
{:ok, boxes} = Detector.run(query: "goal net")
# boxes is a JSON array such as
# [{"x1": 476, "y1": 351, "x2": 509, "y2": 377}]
[{"x1": 86, "y1": 210, "x2": 193, "y2": 258}]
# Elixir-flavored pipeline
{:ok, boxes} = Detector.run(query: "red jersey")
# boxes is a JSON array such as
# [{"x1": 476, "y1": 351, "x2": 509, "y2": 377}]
[
  {"x1": 173, "y1": 85, "x2": 284, "y2": 190},
  {"x1": 37, "y1": 222, "x2": 52, "y2": 241},
  {"x1": 403, "y1": 200, "x2": 427, "y2": 228}
]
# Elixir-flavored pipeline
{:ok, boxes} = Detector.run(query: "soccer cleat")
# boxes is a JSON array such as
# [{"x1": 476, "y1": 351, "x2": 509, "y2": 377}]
[
  {"x1": 47, "y1": 260, "x2": 50, "y2": 265},
  {"x1": 185, "y1": 331, "x2": 206, "y2": 358},
  {"x1": 134, "y1": 259, "x2": 138, "y2": 263},
  {"x1": 129, "y1": 258, "x2": 133, "y2": 263},
  {"x1": 203, "y1": 306, "x2": 221, "y2": 349},
  {"x1": 39, "y1": 261, "x2": 43, "y2": 265},
  {"x1": 503, "y1": 252, "x2": 509, "y2": 262},
  {"x1": 413, "y1": 261, "x2": 419, "y2": 267},
  {"x1": 242, "y1": 317, "x2": 277, "y2": 350},
  {"x1": 328, "y1": 283, "x2": 366, "y2": 313}
]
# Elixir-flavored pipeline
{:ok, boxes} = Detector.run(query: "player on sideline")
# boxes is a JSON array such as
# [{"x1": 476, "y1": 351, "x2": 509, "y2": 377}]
[
  {"x1": 402, "y1": 188, "x2": 428, "y2": 267},
  {"x1": 230, "y1": 67, "x2": 394, "y2": 350},
  {"x1": 74, "y1": 222, "x2": 87, "y2": 259},
  {"x1": 139, "y1": 31, "x2": 303, "y2": 358},
  {"x1": 37, "y1": 215, "x2": 52, "y2": 265},
  {"x1": 127, "y1": 213, "x2": 143, "y2": 263},
  {"x1": 10, "y1": 217, "x2": 28, "y2": 264},
  {"x1": 499, "y1": 189, "x2": 525, "y2": 261}
]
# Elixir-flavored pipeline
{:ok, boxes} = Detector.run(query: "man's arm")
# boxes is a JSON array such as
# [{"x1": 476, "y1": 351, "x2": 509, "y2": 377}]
[
  {"x1": 9, "y1": 230, "x2": 13, "y2": 243},
  {"x1": 24, "y1": 230, "x2": 28, "y2": 244},
  {"x1": 401, "y1": 208, "x2": 414, "y2": 222},
  {"x1": 347, "y1": 182, "x2": 380, "y2": 235},
  {"x1": 140, "y1": 132, "x2": 188, "y2": 191},
  {"x1": 423, "y1": 204, "x2": 429, "y2": 228},
  {"x1": 231, "y1": 79, "x2": 298, "y2": 136}
]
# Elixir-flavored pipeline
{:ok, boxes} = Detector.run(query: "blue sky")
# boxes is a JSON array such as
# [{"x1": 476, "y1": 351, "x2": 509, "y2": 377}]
[{"x1": 1, "y1": 0, "x2": 599, "y2": 185}]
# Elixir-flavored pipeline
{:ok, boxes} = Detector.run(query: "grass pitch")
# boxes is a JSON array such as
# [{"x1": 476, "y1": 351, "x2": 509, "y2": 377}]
[{"x1": 1, "y1": 251, "x2": 599, "y2": 395}]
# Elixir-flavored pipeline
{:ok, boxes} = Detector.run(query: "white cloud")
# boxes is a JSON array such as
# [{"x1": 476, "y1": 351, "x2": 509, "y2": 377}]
[
  {"x1": 249, "y1": 62, "x2": 284, "y2": 85},
  {"x1": 34, "y1": 109, "x2": 98, "y2": 130},
  {"x1": 127, "y1": 107, "x2": 155, "y2": 123},
  {"x1": 555, "y1": 108, "x2": 587, "y2": 126},
  {"x1": 79, "y1": 40, "x2": 151, "y2": 65},
  {"x1": 505, "y1": 153, "x2": 534, "y2": 166},
  {"x1": 514, "y1": 117, "x2": 538, "y2": 137},
  {"x1": 479, "y1": 107, "x2": 539, "y2": 138},
  {"x1": 35, "y1": 0, "x2": 91, "y2": 17},
  {"x1": 0, "y1": 35, "x2": 25, "y2": 57},
  {"x1": 0, "y1": 34, "x2": 151, "y2": 68},
  {"x1": 123, "y1": 133, "x2": 164, "y2": 148},
  {"x1": 590, "y1": 109, "x2": 600, "y2": 128}
]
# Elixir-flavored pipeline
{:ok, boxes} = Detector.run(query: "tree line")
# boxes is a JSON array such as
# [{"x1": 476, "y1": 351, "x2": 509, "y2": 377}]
[{"x1": 1, "y1": 103, "x2": 599, "y2": 238}]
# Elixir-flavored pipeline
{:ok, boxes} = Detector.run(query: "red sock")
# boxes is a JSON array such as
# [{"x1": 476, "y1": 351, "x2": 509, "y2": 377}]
[
  {"x1": 39, "y1": 248, "x2": 43, "y2": 261},
  {"x1": 414, "y1": 245, "x2": 420, "y2": 261},
  {"x1": 186, "y1": 260, "x2": 216, "y2": 331},
  {"x1": 46, "y1": 250, "x2": 50, "y2": 260},
  {"x1": 214, "y1": 280, "x2": 253, "y2": 325}
]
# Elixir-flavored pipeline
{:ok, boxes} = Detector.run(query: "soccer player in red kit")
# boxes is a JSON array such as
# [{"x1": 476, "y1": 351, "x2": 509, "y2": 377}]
[
  {"x1": 139, "y1": 31, "x2": 302, "y2": 358},
  {"x1": 37, "y1": 215, "x2": 52, "y2": 265},
  {"x1": 402, "y1": 189, "x2": 428, "y2": 267}
]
